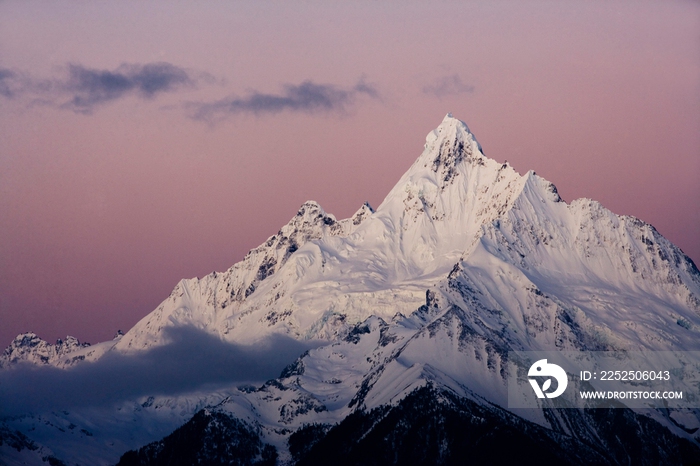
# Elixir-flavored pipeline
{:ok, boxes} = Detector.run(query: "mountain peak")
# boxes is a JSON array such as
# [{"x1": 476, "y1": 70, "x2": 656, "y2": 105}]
[
  {"x1": 411, "y1": 114, "x2": 486, "y2": 188},
  {"x1": 282, "y1": 201, "x2": 334, "y2": 234},
  {"x1": 426, "y1": 113, "x2": 473, "y2": 146}
]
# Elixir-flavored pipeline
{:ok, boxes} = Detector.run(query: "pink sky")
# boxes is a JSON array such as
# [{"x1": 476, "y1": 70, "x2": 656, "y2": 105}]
[{"x1": 0, "y1": 1, "x2": 698, "y2": 346}]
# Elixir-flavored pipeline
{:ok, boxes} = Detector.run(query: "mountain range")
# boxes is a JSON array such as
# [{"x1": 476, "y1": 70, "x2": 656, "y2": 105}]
[{"x1": 2, "y1": 114, "x2": 699, "y2": 465}]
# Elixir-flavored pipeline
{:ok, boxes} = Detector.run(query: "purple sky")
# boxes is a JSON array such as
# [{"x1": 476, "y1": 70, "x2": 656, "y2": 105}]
[{"x1": 1, "y1": 1, "x2": 698, "y2": 346}]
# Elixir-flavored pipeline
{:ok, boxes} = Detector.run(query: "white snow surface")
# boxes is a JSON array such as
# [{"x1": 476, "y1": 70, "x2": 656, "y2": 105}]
[{"x1": 3, "y1": 114, "x2": 700, "y2": 465}]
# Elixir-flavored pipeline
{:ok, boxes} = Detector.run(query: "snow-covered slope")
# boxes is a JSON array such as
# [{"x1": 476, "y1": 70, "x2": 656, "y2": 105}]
[{"x1": 114, "y1": 289, "x2": 700, "y2": 463}]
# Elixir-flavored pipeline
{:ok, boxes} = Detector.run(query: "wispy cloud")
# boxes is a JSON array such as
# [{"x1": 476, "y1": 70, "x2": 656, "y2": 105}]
[
  {"x1": 0, "y1": 326, "x2": 316, "y2": 415},
  {"x1": 0, "y1": 68, "x2": 19, "y2": 98},
  {"x1": 0, "y1": 62, "x2": 197, "y2": 114},
  {"x1": 422, "y1": 74, "x2": 474, "y2": 98},
  {"x1": 1, "y1": 65, "x2": 379, "y2": 120},
  {"x1": 63, "y1": 63, "x2": 194, "y2": 113},
  {"x1": 186, "y1": 80, "x2": 379, "y2": 123}
]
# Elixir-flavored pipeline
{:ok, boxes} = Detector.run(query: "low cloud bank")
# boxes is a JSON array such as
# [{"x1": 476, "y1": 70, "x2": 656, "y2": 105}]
[{"x1": 0, "y1": 326, "x2": 315, "y2": 416}]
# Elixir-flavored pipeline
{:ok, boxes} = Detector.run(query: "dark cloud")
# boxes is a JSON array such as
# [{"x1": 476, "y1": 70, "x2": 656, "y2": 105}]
[
  {"x1": 63, "y1": 63, "x2": 194, "y2": 114},
  {"x1": 187, "y1": 80, "x2": 379, "y2": 122},
  {"x1": 0, "y1": 326, "x2": 316, "y2": 416},
  {"x1": 1, "y1": 66, "x2": 378, "y2": 119},
  {"x1": 0, "y1": 68, "x2": 22, "y2": 98},
  {"x1": 423, "y1": 74, "x2": 474, "y2": 98},
  {"x1": 0, "y1": 62, "x2": 196, "y2": 114}
]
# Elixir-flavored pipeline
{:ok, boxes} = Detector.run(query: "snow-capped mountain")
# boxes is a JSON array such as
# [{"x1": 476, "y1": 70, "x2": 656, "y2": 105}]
[
  {"x1": 112, "y1": 114, "x2": 700, "y2": 355},
  {"x1": 0, "y1": 332, "x2": 121, "y2": 370},
  {"x1": 2, "y1": 114, "x2": 699, "y2": 465}
]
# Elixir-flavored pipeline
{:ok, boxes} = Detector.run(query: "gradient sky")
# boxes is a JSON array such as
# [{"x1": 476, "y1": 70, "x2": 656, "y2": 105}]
[{"x1": 1, "y1": 1, "x2": 698, "y2": 347}]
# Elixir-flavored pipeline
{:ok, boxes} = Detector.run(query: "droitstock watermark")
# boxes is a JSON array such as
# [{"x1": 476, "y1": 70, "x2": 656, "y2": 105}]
[{"x1": 507, "y1": 351, "x2": 700, "y2": 409}]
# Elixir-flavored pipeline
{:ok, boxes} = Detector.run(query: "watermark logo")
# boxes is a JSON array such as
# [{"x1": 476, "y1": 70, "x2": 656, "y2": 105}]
[
  {"x1": 509, "y1": 351, "x2": 697, "y2": 409},
  {"x1": 528, "y1": 359, "x2": 568, "y2": 398}
]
